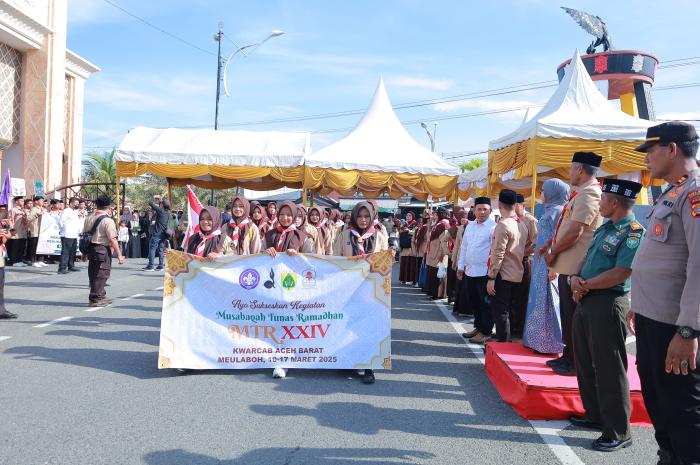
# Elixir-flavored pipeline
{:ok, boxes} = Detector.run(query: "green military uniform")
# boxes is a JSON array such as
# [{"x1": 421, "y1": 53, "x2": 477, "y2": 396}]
[{"x1": 573, "y1": 212, "x2": 645, "y2": 442}]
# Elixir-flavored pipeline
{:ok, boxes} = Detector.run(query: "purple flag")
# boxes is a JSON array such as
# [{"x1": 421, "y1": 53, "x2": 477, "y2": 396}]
[{"x1": 0, "y1": 169, "x2": 10, "y2": 205}]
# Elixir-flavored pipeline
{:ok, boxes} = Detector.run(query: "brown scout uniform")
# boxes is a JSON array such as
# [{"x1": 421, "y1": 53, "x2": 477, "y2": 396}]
[
  {"x1": 551, "y1": 177, "x2": 603, "y2": 364},
  {"x1": 487, "y1": 215, "x2": 528, "y2": 341},
  {"x1": 84, "y1": 212, "x2": 117, "y2": 303}
]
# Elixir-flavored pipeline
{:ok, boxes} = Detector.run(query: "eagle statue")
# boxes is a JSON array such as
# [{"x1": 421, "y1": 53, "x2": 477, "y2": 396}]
[{"x1": 561, "y1": 7, "x2": 613, "y2": 54}]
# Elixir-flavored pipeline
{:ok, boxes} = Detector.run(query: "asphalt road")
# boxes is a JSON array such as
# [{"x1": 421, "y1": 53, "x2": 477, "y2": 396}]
[{"x1": 0, "y1": 258, "x2": 658, "y2": 465}]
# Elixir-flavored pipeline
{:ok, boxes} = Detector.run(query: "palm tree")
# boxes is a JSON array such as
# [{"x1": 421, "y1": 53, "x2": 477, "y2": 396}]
[{"x1": 82, "y1": 148, "x2": 116, "y2": 184}]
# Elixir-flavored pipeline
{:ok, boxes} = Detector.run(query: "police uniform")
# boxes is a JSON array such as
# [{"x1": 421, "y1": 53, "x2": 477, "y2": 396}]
[
  {"x1": 631, "y1": 122, "x2": 700, "y2": 465},
  {"x1": 571, "y1": 179, "x2": 645, "y2": 449}
]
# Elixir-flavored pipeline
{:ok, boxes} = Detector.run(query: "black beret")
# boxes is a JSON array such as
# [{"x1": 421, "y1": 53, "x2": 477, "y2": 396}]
[
  {"x1": 635, "y1": 121, "x2": 699, "y2": 152},
  {"x1": 602, "y1": 179, "x2": 643, "y2": 199},
  {"x1": 33, "y1": 195, "x2": 44, "y2": 201},
  {"x1": 12, "y1": 195, "x2": 23, "y2": 201},
  {"x1": 572, "y1": 151, "x2": 602, "y2": 167},
  {"x1": 499, "y1": 189, "x2": 517, "y2": 206},
  {"x1": 515, "y1": 193, "x2": 525, "y2": 204},
  {"x1": 474, "y1": 196, "x2": 491, "y2": 206}
]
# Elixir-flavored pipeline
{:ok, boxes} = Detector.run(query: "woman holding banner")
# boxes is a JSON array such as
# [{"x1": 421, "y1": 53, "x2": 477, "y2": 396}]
[
  {"x1": 264, "y1": 200, "x2": 313, "y2": 379},
  {"x1": 221, "y1": 195, "x2": 262, "y2": 256},
  {"x1": 333, "y1": 201, "x2": 389, "y2": 384}
]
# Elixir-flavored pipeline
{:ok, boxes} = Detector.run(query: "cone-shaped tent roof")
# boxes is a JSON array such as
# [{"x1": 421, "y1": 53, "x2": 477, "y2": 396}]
[
  {"x1": 304, "y1": 78, "x2": 459, "y2": 199},
  {"x1": 488, "y1": 50, "x2": 655, "y2": 194}
]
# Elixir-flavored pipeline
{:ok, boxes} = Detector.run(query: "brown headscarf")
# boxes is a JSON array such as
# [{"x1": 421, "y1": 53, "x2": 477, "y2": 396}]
[
  {"x1": 430, "y1": 208, "x2": 451, "y2": 241},
  {"x1": 265, "y1": 200, "x2": 307, "y2": 251},
  {"x1": 186, "y1": 206, "x2": 224, "y2": 257},
  {"x1": 349, "y1": 201, "x2": 376, "y2": 256},
  {"x1": 266, "y1": 201, "x2": 277, "y2": 225},
  {"x1": 223, "y1": 195, "x2": 253, "y2": 253},
  {"x1": 295, "y1": 204, "x2": 308, "y2": 229},
  {"x1": 250, "y1": 200, "x2": 269, "y2": 235},
  {"x1": 308, "y1": 206, "x2": 328, "y2": 239},
  {"x1": 329, "y1": 209, "x2": 341, "y2": 223}
]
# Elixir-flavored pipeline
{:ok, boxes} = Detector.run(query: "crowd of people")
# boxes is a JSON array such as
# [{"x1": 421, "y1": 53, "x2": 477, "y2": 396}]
[
  {"x1": 396, "y1": 121, "x2": 699, "y2": 462},
  {"x1": 0, "y1": 121, "x2": 696, "y2": 463}
]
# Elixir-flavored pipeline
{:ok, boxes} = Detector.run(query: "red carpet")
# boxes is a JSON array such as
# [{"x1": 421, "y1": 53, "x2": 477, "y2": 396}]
[{"x1": 484, "y1": 342, "x2": 651, "y2": 425}]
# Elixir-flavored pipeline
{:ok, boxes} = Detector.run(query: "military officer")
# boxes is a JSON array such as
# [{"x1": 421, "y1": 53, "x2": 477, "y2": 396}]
[
  {"x1": 630, "y1": 121, "x2": 700, "y2": 465},
  {"x1": 568, "y1": 179, "x2": 644, "y2": 452}
]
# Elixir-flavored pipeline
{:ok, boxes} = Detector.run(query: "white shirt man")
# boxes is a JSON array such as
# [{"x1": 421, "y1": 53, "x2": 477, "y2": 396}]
[
  {"x1": 57, "y1": 198, "x2": 82, "y2": 273},
  {"x1": 458, "y1": 217, "x2": 496, "y2": 277},
  {"x1": 456, "y1": 197, "x2": 497, "y2": 343},
  {"x1": 59, "y1": 204, "x2": 82, "y2": 239}
]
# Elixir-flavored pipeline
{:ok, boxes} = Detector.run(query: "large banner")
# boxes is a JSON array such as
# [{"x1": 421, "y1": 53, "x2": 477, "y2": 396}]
[{"x1": 158, "y1": 250, "x2": 393, "y2": 370}]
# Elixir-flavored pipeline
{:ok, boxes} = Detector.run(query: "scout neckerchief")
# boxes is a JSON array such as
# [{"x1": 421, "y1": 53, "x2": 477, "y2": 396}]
[
  {"x1": 194, "y1": 227, "x2": 221, "y2": 257},
  {"x1": 552, "y1": 181, "x2": 600, "y2": 245},
  {"x1": 275, "y1": 224, "x2": 297, "y2": 252},
  {"x1": 228, "y1": 217, "x2": 250, "y2": 248},
  {"x1": 350, "y1": 226, "x2": 376, "y2": 255}
]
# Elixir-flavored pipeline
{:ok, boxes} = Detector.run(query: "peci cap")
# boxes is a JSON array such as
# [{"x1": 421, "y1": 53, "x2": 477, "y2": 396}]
[
  {"x1": 499, "y1": 189, "x2": 518, "y2": 206},
  {"x1": 515, "y1": 193, "x2": 525, "y2": 204},
  {"x1": 572, "y1": 151, "x2": 602, "y2": 167},
  {"x1": 474, "y1": 196, "x2": 491, "y2": 206},
  {"x1": 602, "y1": 178, "x2": 643, "y2": 199},
  {"x1": 634, "y1": 121, "x2": 699, "y2": 152}
]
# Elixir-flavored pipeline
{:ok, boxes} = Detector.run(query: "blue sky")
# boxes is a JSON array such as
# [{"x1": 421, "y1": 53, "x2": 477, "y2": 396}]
[{"x1": 69, "y1": 0, "x2": 700, "y2": 163}]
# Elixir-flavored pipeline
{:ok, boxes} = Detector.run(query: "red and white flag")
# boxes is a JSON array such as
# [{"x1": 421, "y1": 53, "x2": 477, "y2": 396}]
[{"x1": 182, "y1": 186, "x2": 204, "y2": 250}]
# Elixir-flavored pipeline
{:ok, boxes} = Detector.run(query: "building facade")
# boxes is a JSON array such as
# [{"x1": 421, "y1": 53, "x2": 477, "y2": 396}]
[{"x1": 0, "y1": 0, "x2": 99, "y2": 196}]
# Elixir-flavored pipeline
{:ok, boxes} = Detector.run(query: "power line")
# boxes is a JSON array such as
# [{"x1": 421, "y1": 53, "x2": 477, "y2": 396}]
[{"x1": 101, "y1": 0, "x2": 216, "y2": 56}]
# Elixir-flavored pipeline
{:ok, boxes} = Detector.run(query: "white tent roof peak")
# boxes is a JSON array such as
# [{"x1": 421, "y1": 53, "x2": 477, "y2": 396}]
[
  {"x1": 489, "y1": 49, "x2": 654, "y2": 151},
  {"x1": 305, "y1": 78, "x2": 459, "y2": 176}
]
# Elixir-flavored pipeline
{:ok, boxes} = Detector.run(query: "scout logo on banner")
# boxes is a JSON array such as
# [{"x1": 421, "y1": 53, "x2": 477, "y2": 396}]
[{"x1": 158, "y1": 250, "x2": 393, "y2": 370}]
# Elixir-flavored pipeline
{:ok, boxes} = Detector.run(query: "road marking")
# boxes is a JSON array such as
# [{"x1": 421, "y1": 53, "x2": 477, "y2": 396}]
[
  {"x1": 121, "y1": 293, "x2": 144, "y2": 301},
  {"x1": 0, "y1": 336, "x2": 11, "y2": 342},
  {"x1": 33, "y1": 316, "x2": 74, "y2": 328},
  {"x1": 434, "y1": 299, "x2": 583, "y2": 465},
  {"x1": 84, "y1": 306, "x2": 104, "y2": 312},
  {"x1": 151, "y1": 286, "x2": 164, "y2": 291}
]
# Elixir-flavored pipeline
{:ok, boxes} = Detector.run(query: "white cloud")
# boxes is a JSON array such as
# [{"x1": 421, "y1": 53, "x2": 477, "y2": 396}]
[
  {"x1": 387, "y1": 76, "x2": 451, "y2": 91},
  {"x1": 86, "y1": 74, "x2": 212, "y2": 112}
]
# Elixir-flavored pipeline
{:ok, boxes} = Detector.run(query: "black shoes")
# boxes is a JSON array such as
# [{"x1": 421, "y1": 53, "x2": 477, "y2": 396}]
[
  {"x1": 68, "y1": 267, "x2": 80, "y2": 272},
  {"x1": 57, "y1": 270, "x2": 69, "y2": 274},
  {"x1": 569, "y1": 415, "x2": 603, "y2": 430},
  {"x1": 592, "y1": 435, "x2": 632, "y2": 452},
  {"x1": 462, "y1": 328, "x2": 480, "y2": 339},
  {"x1": 0, "y1": 311, "x2": 18, "y2": 319},
  {"x1": 553, "y1": 362, "x2": 577, "y2": 376},
  {"x1": 546, "y1": 355, "x2": 567, "y2": 368},
  {"x1": 656, "y1": 449, "x2": 679, "y2": 465},
  {"x1": 88, "y1": 299, "x2": 112, "y2": 307},
  {"x1": 362, "y1": 369, "x2": 375, "y2": 384}
]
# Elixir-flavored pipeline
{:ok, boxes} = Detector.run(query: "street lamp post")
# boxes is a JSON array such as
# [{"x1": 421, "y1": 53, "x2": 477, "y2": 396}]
[
  {"x1": 420, "y1": 122, "x2": 437, "y2": 152},
  {"x1": 210, "y1": 25, "x2": 284, "y2": 204}
]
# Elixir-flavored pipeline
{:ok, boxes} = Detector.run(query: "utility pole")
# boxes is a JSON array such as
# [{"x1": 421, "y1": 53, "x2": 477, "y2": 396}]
[{"x1": 211, "y1": 21, "x2": 224, "y2": 206}]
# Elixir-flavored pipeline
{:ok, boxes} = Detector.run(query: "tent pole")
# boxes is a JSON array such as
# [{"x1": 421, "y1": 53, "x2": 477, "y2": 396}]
[
  {"x1": 310, "y1": 190, "x2": 315, "y2": 207},
  {"x1": 302, "y1": 189, "x2": 308, "y2": 207},
  {"x1": 167, "y1": 181, "x2": 173, "y2": 206},
  {"x1": 530, "y1": 170, "x2": 537, "y2": 213},
  {"x1": 115, "y1": 176, "x2": 121, "y2": 221}
]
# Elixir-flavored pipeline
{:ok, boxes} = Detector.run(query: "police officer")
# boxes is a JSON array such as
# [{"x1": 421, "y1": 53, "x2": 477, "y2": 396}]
[
  {"x1": 84, "y1": 195, "x2": 125, "y2": 307},
  {"x1": 630, "y1": 121, "x2": 700, "y2": 465},
  {"x1": 568, "y1": 179, "x2": 644, "y2": 452}
]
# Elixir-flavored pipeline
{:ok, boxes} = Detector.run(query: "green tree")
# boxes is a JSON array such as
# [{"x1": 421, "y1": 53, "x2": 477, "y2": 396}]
[
  {"x1": 459, "y1": 158, "x2": 484, "y2": 172},
  {"x1": 82, "y1": 148, "x2": 116, "y2": 183}
]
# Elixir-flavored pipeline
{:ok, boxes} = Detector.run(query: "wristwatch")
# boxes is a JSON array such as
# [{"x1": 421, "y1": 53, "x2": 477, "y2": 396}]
[{"x1": 677, "y1": 326, "x2": 699, "y2": 339}]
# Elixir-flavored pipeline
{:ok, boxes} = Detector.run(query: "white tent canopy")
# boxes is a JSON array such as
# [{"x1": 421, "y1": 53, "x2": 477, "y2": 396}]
[
  {"x1": 305, "y1": 78, "x2": 459, "y2": 176},
  {"x1": 489, "y1": 50, "x2": 653, "y2": 151},
  {"x1": 116, "y1": 126, "x2": 311, "y2": 167}
]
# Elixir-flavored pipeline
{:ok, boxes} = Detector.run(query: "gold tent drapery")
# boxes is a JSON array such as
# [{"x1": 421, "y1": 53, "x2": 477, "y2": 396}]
[{"x1": 302, "y1": 166, "x2": 458, "y2": 201}]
